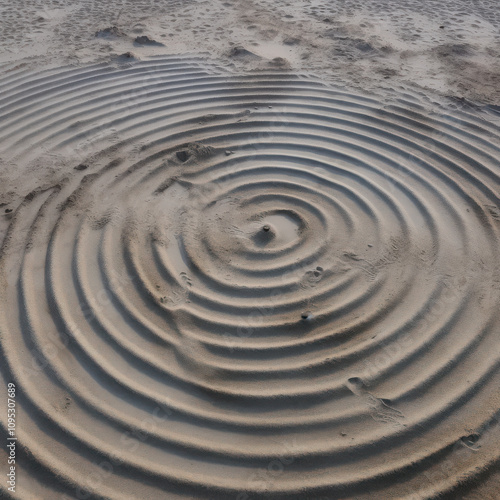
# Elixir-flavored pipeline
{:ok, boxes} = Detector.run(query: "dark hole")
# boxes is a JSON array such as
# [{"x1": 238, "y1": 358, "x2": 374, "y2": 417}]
[{"x1": 176, "y1": 150, "x2": 190, "y2": 162}]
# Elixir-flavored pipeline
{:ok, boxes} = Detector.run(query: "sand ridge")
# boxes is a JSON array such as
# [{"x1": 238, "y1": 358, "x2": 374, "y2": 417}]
[{"x1": 0, "y1": 55, "x2": 499, "y2": 499}]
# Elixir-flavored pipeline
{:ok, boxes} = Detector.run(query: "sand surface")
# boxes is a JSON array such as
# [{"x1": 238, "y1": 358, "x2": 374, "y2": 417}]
[{"x1": 0, "y1": 1, "x2": 499, "y2": 499}]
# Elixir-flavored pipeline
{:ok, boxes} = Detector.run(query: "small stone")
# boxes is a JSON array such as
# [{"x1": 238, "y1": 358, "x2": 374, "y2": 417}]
[
  {"x1": 74, "y1": 164, "x2": 88, "y2": 171},
  {"x1": 263, "y1": 225, "x2": 271, "y2": 232},
  {"x1": 301, "y1": 312, "x2": 310, "y2": 320},
  {"x1": 225, "y1": 150, "x2": 233, "y2": 156},
  {"x1": 4, "y1": 208, "x2": 12, "y2": 214}
]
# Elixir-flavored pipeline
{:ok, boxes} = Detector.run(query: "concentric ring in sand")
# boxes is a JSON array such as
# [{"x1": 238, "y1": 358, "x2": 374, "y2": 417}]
[{"x1": 0, "y1": 56, "x2": 499, "y2": 499}]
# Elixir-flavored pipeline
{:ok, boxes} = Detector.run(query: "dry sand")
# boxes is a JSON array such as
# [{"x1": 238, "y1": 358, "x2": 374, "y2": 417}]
[{"x1": 0, "y1": 1, "x2": 499, "y2": 499}]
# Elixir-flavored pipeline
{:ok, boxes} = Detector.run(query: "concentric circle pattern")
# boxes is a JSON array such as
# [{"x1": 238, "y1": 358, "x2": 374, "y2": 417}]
[{"x1": 0, "y1": 56, "x2": 500, "y2": 500}]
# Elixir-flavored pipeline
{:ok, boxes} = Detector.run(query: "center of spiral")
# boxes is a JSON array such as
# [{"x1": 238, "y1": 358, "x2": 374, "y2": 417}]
[{"x1": 251, "y1": 211, "x2": 301, "y2": 247}]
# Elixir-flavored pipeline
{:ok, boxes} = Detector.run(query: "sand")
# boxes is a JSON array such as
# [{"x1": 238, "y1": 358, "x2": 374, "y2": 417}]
[{"x1": 0, "y1": 1, "x2": 499, "y2": 499}]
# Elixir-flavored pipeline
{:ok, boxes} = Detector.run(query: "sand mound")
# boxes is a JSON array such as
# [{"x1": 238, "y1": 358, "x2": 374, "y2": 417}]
[
  {"x1": 134, "y1": 35, "x2": 164, "y2": 46},
  {"x1": 0, "y1": 56, "x2": 499, "y2": 499}
]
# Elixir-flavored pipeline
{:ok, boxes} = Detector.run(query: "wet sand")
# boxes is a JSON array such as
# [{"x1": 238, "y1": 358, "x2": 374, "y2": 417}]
[{"x1": 0, "y1": 1, "x2": 499, "y2": 499}]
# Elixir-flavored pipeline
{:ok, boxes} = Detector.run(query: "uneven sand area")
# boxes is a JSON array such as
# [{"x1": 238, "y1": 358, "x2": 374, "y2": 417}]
[{"x1": 0, "y1": 1, "x2": 499, "y2": 500}]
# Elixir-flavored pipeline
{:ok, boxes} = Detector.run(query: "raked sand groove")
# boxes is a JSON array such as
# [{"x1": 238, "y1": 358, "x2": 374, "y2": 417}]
[{"x1": 0, "y1": 56, "x2": 499, "y2": 499}]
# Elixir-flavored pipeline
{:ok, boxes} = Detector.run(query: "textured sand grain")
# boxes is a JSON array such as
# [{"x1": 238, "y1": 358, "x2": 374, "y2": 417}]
[{"x1": 0, "y1": 2, "x2": 499, "y2": 500}]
